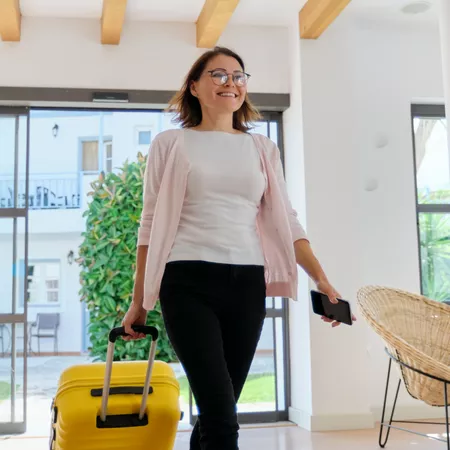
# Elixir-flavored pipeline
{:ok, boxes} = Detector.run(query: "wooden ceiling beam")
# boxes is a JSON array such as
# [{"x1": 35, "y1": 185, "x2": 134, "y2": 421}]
[
  {"x1": 196, "y1": 0, "x2": 240, "y2": 49},
  {"x1": 101, "y1": 0, "x2": 127, "y2": 45},
  {"x1": 0, "y1": 0, "x2": 21, "y2": 42},
  {"x1": 299, "y1": 0, "x2": 352, "y2": 39}
]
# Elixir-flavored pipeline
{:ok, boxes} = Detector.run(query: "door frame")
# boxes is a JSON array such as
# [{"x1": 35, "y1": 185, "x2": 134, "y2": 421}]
[
  {"x1": 188, "y1": 111, "x2": 292, "y2": 425},
  {"x1": 0, "y1": 106, "x2": 30, "y2": 435}
]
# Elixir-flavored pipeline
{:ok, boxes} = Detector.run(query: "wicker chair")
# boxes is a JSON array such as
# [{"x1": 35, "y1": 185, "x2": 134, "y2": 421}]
[{"x1": 357, "y1": 285, "x2": 450, "y2": 449}]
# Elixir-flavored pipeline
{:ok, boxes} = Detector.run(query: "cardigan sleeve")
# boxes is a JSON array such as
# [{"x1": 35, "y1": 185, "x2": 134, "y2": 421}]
[
  {"x1": 268, "y1": 138, "x2": 309, "y2": 243},
  {"x1": 137, "y1": 135, "x2": 167, "y2": 246}
]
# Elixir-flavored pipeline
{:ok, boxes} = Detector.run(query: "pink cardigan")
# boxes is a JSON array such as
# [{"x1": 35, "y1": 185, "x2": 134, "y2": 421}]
[{"x1": 137, "y1": 129, "x2": 308, "y2": 311}]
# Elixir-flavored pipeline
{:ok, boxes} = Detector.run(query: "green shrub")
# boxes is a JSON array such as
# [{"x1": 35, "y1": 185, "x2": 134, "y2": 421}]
[
  {"x1": 418, "y1": 189, "x2": 450, "y2": 302},
  {"x1": 78, "y1": 154, "x2": 177, "y2": 363}
]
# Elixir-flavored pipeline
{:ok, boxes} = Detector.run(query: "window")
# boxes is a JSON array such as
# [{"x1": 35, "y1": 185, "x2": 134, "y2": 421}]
[
  {"x1": 82, "y1": 140, "x2": 99, "y2": 172},
  {"x1": 250, "y1": 116, "x2": 283, "y2": 168},
  {"x1": 138, "y1": 130, "x2": 151, "y2": 146},
  {"x1": 22, "y1": 261, "x2": 61, "y2": 305},
  {"x1": 81, "y1": 138, "x2": 113, "y2": 173},
  {"x1": 412, "y1": 105, "x2": 450, "y2": 303},
  {"x1": 104, "y1": 141, "x2": 113, "y2": 173}
]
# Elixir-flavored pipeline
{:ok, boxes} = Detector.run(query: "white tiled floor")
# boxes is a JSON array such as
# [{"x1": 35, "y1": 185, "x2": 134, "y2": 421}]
[{"x1": 0, "y1": 423, "x2": 446, "y2": 449}]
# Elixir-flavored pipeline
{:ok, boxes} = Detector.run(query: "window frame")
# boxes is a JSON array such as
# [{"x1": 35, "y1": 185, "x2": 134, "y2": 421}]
[
  {"x1": 411, "y1": 103, "x2": 448, "y2": 300},
  {"x1": 78, "y1": 135, "x2": 113, "y2": 174},
  {"x1": 135, "y1": 127, "x2": 153, "y2": 148},
  {"x1": 137, "y1": 129, "x2": 152, "y2": 146},
  {"x1": 19, "y1": 258, "x2": 62, "y2": 307},
  {"x1": 104, "y1": 140, "x2": 113, "y2": 173}
]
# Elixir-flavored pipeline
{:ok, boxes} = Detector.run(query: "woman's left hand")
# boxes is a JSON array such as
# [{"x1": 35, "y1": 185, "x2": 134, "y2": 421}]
[{"x1": 316, "y1": 280, "x2": 357, "y2": 327}]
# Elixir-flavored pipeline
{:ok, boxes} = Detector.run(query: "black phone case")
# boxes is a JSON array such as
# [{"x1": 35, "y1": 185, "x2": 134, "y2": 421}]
[{"x1": 310, "y1": 290, "x2": 353, "y2": 326}]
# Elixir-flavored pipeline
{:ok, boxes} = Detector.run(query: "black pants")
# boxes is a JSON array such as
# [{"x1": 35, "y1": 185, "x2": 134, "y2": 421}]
[{"x1": 159, "y1": 260, "x2": 267, "y2": 450}]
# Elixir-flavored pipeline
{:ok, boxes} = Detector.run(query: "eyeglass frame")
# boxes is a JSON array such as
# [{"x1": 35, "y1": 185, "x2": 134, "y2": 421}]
[{"x1": 206, "y1": 69, "x2": 251, "y2": 87}]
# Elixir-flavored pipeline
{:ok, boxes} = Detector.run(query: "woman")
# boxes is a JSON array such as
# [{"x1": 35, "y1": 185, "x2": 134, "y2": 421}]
[{"x1": 122, "y1": 47, "x2": 351, "y2": 450}]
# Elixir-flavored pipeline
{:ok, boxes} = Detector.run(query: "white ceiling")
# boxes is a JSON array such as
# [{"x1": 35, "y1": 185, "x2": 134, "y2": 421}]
[
  {"x1": 20, "y1": 0, "x2": 103, "y2": 19},
  {"x1": 18, "y1": 0, "x2": 438, "y2": 26},
  {"x1": 346, "y1": 0, "x2": 437, "y2": 21}
]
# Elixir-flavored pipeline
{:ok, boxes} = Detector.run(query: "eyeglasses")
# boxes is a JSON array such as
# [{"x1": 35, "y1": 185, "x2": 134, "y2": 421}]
[{"x1": 207, "y1": 69, "x2": 250, "y2": 87}]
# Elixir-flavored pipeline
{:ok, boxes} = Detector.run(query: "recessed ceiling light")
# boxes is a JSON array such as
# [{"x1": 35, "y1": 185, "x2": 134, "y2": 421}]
[{"x1": 401, "y1": 0, "x2": 432, "y2": 14}]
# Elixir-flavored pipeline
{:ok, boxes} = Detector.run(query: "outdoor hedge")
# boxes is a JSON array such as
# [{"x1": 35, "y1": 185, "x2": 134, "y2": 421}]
[{"x1": 77, "y1": 153, "x2": 176, "y2": 362}]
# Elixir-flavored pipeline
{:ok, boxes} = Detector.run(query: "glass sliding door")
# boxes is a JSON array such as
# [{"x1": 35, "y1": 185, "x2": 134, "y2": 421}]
[
  {"x1": 241, "y1": 112, "x2": 290, "y2": 422},
  {"x1": 189, "y1": 112, "x2": 291, "y2": 424},
  {"x1": 0, "y1": 107, "x2": 30, "y2": 434}
]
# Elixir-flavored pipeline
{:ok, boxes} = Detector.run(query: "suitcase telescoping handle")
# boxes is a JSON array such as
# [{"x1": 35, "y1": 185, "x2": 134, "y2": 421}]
[{"x1": 100, "y1": 325, "x2": 159, "y2": 423}]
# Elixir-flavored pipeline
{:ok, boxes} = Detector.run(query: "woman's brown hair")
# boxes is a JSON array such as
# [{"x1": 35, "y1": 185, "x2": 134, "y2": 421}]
[{"x1": 167, "y1": 47, "x2": 261, "y2": 133}]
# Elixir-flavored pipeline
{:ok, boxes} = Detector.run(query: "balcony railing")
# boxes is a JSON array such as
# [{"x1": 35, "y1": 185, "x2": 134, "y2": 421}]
[{"x1": 0, "y1": 173, "x2": 81, "y2": 210}]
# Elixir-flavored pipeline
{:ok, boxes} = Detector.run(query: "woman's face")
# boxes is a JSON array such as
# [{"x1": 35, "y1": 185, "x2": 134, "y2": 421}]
[{"x1": 190, "y1": 54, "x2": 248, "y2": 115}]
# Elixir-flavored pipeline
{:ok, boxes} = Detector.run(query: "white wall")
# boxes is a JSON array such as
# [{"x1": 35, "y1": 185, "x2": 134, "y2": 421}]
[
  {"x1": 0, "y1": 233, "x2": 83, "y2": 353},
  {"x1": 291, "y1": 14, "x2": 445, "y2": 429},
  {"x1": 0, "y1": 18, "x2": 290, "y2": 94},
  {"x1": 109, "y1": 112, "x2": 174, "y2": 167},
  {"x1": 0, "y1": 114, "x2": 112, "y2": 175},
  {"x1": 355, "y1": 19, "x2": 444, "y2": 421},
  {"x1": 30, "y1": 114, "x2": 114, "y2": 174}
]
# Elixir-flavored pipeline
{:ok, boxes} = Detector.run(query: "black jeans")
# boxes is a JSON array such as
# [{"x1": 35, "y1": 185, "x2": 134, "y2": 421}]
[{"x1": 159, "y1": 260, "x2": 267, "y2": 450}]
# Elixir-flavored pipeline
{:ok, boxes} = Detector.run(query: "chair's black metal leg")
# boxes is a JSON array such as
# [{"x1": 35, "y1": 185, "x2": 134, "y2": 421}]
[
  {"x1": 379, "y1": 358, "x2": 401, "y2": 448},
  {"x1": 445, "y1": 382, "x2": 449, "y2": 450},
  {"x1": 379, "y1": 358, "x2": 392, "y2": 447},
  {"x1": 38, "y1": 337, "x2": 40, "y2": 355}
]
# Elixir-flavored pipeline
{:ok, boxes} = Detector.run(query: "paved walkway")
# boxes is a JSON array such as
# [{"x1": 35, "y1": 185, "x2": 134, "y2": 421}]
[{"x1": 1, "y1": 354, "x2": 273, "y2": 397}]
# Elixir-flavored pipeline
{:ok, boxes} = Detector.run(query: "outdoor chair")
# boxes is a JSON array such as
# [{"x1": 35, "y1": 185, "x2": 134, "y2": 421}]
[{"x1": 30, "y1": 313, "x2": 60, "y2": 355}]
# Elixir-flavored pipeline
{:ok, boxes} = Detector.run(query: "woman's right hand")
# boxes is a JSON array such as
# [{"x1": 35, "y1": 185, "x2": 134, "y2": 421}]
[{"x1": 122, "y1": 302, "x2": 148, "y2": 341}]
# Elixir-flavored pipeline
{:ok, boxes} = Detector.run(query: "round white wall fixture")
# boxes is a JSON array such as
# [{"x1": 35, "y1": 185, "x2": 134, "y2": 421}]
[
  {"x1": 401, "y1": 0, "x2": 432, "y2": 15},
  {"x1": 375, "y1": 135, "x2": 389, "y2": 149},
  {"x1": 364, "y1": 178, "x2": 379, "y2": 192}
]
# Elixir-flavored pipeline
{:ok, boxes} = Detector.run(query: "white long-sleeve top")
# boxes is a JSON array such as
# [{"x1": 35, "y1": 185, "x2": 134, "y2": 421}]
[{"x1": 167, "y1": 129, "x2": 266, "y2": 266}]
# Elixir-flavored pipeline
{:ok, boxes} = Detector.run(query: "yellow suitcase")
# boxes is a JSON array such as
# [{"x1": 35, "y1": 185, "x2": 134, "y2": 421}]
[{"x1": 50, "y1": 326, "x2": 181, "y2": 450}]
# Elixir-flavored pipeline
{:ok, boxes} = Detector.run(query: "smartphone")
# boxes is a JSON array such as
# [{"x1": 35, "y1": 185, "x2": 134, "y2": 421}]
[{"x1": 310, "y1": 290, "x2": 353, "y2": 326}]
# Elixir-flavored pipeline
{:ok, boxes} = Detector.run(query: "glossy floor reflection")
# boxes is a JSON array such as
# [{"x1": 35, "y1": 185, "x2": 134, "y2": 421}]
[{"x1": 0, "y1": 423, "x2": 445, "y2": 449}]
